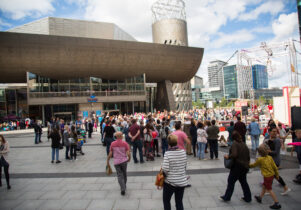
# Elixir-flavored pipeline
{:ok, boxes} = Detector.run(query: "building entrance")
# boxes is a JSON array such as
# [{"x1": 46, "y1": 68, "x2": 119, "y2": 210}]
[{"x1": 54, "y1": 112, "x2": 72, "y2": 122}]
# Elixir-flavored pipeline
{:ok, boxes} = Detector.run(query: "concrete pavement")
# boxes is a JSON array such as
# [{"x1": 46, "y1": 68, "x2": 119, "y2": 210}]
[{"x1": 0, "y1": 132, "x2": 300, "y2": 210}]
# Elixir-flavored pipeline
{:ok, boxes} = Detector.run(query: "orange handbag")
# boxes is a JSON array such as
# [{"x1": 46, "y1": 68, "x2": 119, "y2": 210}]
[{"x1": 155, "y1": 169, "x2": 165, "y2": 189}]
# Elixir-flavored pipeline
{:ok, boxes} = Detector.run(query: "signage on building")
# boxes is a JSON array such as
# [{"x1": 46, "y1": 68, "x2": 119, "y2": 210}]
[{"x1": 88, "y1": 95, "x2": 98, "y2": 103}]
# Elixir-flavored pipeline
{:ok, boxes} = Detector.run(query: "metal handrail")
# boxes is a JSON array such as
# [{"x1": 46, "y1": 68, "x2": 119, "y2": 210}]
[{"x1": 29, "y1": 91, "x2": 146, "y2": 98}]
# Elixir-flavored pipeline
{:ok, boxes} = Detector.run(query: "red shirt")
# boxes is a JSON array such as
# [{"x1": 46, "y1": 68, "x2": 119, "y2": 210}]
[{"x1": 129, "y1": 123, "x2": 140, "y2": 141}]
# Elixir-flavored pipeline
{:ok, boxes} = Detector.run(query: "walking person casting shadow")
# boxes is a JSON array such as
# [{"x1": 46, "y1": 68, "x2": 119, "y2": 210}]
[{"x1": 220, "y1": 131, "x2": 252, "y2": 203}]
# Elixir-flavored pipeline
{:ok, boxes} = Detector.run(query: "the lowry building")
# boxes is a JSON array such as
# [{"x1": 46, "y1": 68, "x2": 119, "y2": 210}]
[{"x1": 0, "y1": 0, "x2": 203, "y2": 123}]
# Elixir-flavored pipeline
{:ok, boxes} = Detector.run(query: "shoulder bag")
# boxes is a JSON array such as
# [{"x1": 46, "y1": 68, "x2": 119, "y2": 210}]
[{"x1": 224, "y1": 157, "x2": 234, "y2": 169}]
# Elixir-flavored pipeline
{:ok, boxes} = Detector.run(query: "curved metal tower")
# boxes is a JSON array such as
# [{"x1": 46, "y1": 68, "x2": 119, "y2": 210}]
[
  {"x1": 151, "y1": 0, "x2": 192, "y2": 111},
  {"x1": 152, "y1": 0, "x2": 188, "y2": 46}
]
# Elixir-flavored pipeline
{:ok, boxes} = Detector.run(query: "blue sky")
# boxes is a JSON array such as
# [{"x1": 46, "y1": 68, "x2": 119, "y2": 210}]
[{"x1": 0, "y1": 0, "x2": 299, "y2": 87}]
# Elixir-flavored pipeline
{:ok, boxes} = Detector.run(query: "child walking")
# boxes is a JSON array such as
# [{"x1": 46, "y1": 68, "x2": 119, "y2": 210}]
[{"x1": 249, "y1": 144, "x2": 281, "y2": 209}]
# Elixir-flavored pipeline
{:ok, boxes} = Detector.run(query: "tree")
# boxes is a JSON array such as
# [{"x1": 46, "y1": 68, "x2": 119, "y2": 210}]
[
  {"x1": 220, "y1": 97, "x2": 227, "y2": 107},
  {"x1": 258, "y1": 96, "x2": 265, "y2": 105}
]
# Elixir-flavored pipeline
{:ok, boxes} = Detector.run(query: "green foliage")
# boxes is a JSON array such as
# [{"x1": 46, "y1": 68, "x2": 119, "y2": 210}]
[
  {"x1": 220, "y1": 97, "x2": 227, "y2": 107},
  {"x1": 192, "y1": 100, "x2": 205, "y2": 108}
]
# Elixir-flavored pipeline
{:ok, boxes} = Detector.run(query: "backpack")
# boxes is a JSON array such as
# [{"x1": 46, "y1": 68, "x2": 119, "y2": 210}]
[{"x1": 160, "y1": 126, "x2": 169, "y2": 139}]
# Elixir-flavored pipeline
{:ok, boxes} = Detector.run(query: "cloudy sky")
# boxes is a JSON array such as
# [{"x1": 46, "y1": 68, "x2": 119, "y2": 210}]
[{"x1": 0, "y1": 0, "x2": 299, "y2": 87}]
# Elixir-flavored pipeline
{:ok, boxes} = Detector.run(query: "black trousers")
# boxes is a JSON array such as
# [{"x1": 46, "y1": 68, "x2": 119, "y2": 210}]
[
  {"x1": 70, "y1": 145, "x2": 77, "y2": 159},
  {"x1": 0, "y1": 164, "x2": 10, "y2": 187},
  {"x1": 208, "y1": 139, "x2": 218, "y2": 159},
  {"x1": 153, "y1": 139, "x2": 159, "y2": 155},
  {"x1": 191, "y1": 138, "x2": 197, "y2": 157},
  {"x1": 223, "y1": 165, "x2": 251, "y2": 201},
  {"x1": 275, "y1": 175, "x2": 286, "y2": 187},
  {"x1": 163, "y1": 182, "x2": 185, "y2": 210}
]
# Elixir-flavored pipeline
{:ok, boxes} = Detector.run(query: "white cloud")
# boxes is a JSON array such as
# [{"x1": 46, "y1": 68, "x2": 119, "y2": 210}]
[
  {"x1": 83, "y1": 0, "x2": 156, "y2": 42},
  {"x1": 211, "y1": 30, "x2": 255, "y2": 49},
  {"x1": 272, "y1": 12, "x2": 298, "y2": 41},
  {"x1": 239, "y1": 0, "x2": 284, "y2": 21},
  {"x1": 0, "y1": 0, "x2": 54, "y2": 20}
]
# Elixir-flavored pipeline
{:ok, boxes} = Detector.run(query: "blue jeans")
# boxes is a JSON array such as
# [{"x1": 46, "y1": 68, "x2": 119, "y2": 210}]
[
  {"x1": 52, "y1": 148, "x2": 59, "y2": 161},
  {"x1": 34, "y1": 133, "x2": 41, "y2": 144},
  {"x1": 197, "y1": 142, "x2": 206, "y2": 159},
  {"x1": 162, "y1": 138, "x2": 168, "y2": 157},
  {"x1": 132, "y1": 140, "x2": 143, "y2": 162},
  {"x1": 250, "y1": 135, "x2": 259, "y2": 151},
  {"x1": 105, "y1": 137, "x2": 114, "y2": 155}
]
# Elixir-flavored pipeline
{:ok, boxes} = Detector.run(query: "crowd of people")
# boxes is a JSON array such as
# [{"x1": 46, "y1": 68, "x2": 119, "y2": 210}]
[{"x1": 1, "y1": 109, "x2": 300, "y2": 210}]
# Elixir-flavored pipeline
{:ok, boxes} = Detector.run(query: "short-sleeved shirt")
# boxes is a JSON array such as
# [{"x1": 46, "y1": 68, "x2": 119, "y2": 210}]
[
  {"x1": 172, "y1": 130, "x2": 188, "y2": 150},
  {"x1": 129, "y1": 123, "x2": 140, "y2": 141},
  {"x1": 104, "y1": 125, "x2": 115, "y2": 138},
  {"x1": 110, "y1": 139, "x2": 129, "y2": 165}
]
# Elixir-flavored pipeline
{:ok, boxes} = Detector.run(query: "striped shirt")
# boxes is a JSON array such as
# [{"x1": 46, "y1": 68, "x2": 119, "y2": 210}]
[{"x1": 162, "y1": 150, "x2": 188, "y2": 187}]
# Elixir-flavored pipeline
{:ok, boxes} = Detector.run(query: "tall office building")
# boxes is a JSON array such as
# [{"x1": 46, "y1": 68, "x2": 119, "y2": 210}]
[
  {"x1": 252, "y1": 64, "x2": 268, "y2": 89},
  {"x1": 191, "y1": 76, "x2": 203, "y2": 102},
  {"x1": 208, "y1": 60, "x2": 227, "y2": 93},
  {"x1": 223, "y1": 65, "x2": 238, "y2": 99}
]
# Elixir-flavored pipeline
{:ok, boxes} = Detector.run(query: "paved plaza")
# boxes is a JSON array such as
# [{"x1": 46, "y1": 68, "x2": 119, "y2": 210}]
[{"x1": 0, "y1": 130, "x2": 300, "y2": 210}]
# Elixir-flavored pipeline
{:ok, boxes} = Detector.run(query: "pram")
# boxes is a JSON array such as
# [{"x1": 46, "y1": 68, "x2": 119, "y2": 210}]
[{"x1": 77, "y1": 128, "x2": 86, "y2": 155}]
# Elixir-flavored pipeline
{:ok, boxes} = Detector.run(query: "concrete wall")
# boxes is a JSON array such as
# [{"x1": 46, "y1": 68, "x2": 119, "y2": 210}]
[
  {"x1": 8, "y1": 17, "x2": 136, "y2": 41},
  {"x1": 8, "y1": 17, "x2": 49, "y2": 35}
]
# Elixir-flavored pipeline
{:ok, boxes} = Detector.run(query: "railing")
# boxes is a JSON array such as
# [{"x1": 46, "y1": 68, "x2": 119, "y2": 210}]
[{"x1": 29, "y1": 91, "x2": 146, "y2": 98}]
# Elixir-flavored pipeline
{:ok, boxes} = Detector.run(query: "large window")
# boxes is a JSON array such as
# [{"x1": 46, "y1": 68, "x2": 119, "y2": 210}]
[{"x1": 27, "y1": 72, "x2": 145, "y2": 97}]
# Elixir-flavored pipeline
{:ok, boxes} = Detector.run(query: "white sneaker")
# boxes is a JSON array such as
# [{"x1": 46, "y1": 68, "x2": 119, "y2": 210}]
[{"x1": 280, "y1": 188, "x2": 291, "y2": 195}]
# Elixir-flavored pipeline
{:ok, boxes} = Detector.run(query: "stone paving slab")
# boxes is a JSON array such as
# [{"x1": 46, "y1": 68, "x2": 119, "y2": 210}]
[{"x1": 0, "y1": 132, "x2": 300, "y2": 210}]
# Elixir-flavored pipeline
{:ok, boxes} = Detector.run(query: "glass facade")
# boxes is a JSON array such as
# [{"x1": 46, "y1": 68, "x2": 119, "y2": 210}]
[
  {"x1": 223, "y1": 65, "x2": 238, "y2": 99},
  {"x1": 27, "y1": 72, "x2": 146, "y2": 98},
  {"x1": 252, "y1": 64, "x2": 268, "y2": 89}
]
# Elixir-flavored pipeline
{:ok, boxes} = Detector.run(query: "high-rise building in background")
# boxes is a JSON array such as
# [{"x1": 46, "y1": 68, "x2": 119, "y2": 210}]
[
  {"x1": 223, "y1": 65, "x2": 238, "y2": 99},
  {"x1": 208, "y1": 60, "x2": 227, "y2": 90},
  {"x1": 252, "y1": 64, "x2": 268, "y2": 89},
  {"x1": 191, "y1": 75, "x2": 203, "y2": 102},
  {"x1": 237, "y1": 65, "x2": 253, "y2": 99}
]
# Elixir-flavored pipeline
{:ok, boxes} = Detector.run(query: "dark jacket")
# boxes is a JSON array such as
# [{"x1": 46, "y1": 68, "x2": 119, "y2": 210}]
[
  {"x1": 229, "y1": 141, "x2": 250, "y2": 169},
  {"x1": 70, "y1": 131, "x2": 78, "y2": 146},
  {"x1": 63, "y1": 130, "x2": 70, "y2": 147},
  {"x1": 50, "y1": 132, "x2": 61, "y2": 148},
  {"x1": 234, "y1": 121, "x2": 247, "y2": 137},
  {"x1": 265, "y1": 138, "x2": 281, "y2": 167},
  {"x1": 88, "y1": 122, "x2": 93, "y2": 132},
  {"x1": 206, "y1": 125, "x2": 219, "y2": 140},
  {"x1": 189, "y1": 125, "x2": 197, "y2": 142}
]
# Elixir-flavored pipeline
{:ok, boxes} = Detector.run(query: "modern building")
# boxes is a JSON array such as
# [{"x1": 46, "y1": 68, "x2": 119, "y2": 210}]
[
  {"x1": 208, "y1": 60, "x2": 227, "y2": 90},
  {"x1": 191, "y1": 75, "x2": 203, "y2": 102},
  {"x1": 254, "y1": 88, "x2": 282, "y2": 99},
  {"x1": 0, "y1": 15, "x2": 203, "y2": 122},
  {"x1": 252, "y1": 64, "x2": 268, "y2": 89},
  {"x1": 223, "y1": 65, "x2": 238, "y2": 99},
  {"x1": 200, "y1": 87, "x2": 223, "y2": 102}
]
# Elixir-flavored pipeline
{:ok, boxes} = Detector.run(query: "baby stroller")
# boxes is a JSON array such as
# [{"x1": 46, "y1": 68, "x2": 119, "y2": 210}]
[{"x1": 77, "y1": 128, "x2": 85, "y2": 155}]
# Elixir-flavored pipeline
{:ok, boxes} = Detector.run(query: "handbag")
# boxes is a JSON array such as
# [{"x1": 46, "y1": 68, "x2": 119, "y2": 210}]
[
  {"x1": 106, "y1": 164, "x2": 113, "y2": 175},
  {"x1": 68, "y1": 138, "x2": 75, "y2": 144},
  {"x1": 224, "y1": 157, "x2": 234, "y2": 169},
  {"x1": 155, "y1": 169, "x2": 165, "y2": 189},
  {"x1": 59, "y1": 143, "x2": 63, "y2": 150},
  {"x1": 145, "y1": 134, "x2": 152, "y2": 142}
]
